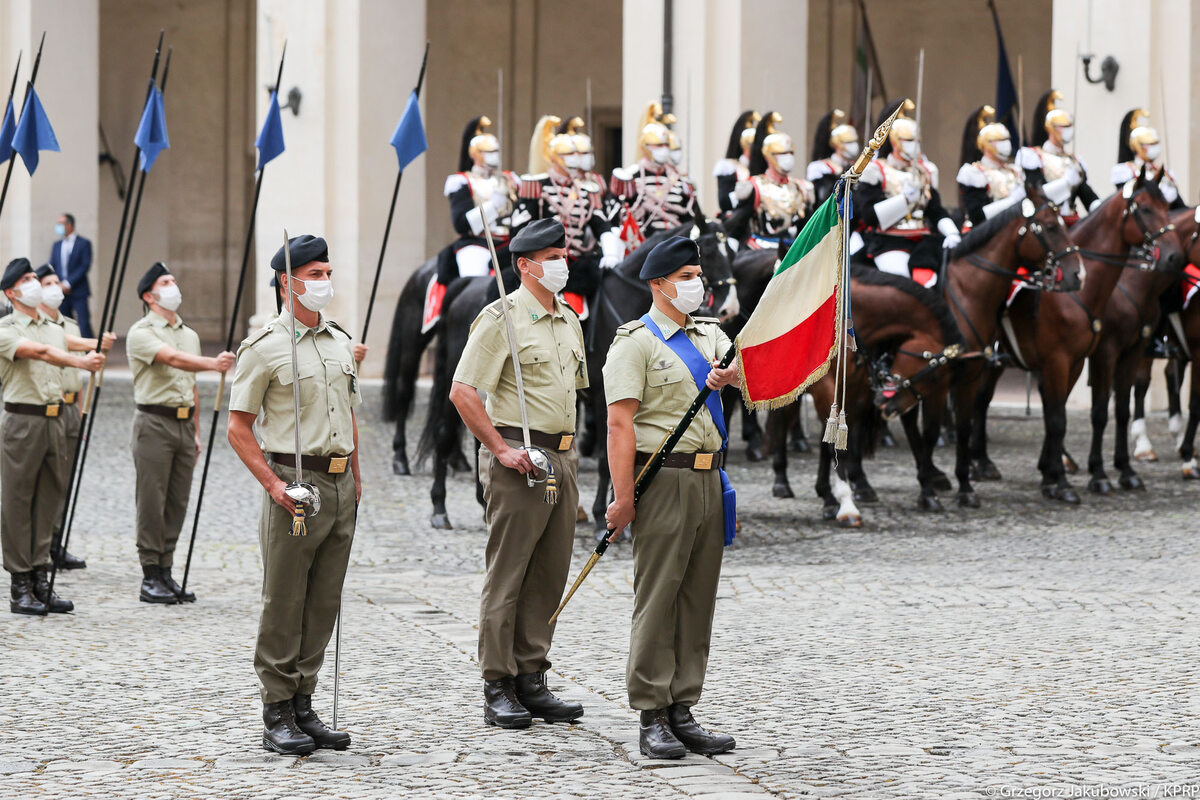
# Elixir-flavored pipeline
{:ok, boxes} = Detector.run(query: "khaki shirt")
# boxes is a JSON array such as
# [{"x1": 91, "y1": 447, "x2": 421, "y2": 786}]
[
  {"x1": 126, "y1": 311, "x2": 201, "y2": 406},
  {"x1": 229, "y1": 313, "x2": 361, "y2": 457},
  {"x1": 602, "y1": 305, "x2": 730, "y2": 454},
  {"x1": 453, "y1": 284, "x2": 587, "y2": 434},
  {"x1": 46, "y1": 311, "x2": 83, "y2": 394},
  {"x1": 0, "y1": 309, "x2": 66, "y2": 404}
]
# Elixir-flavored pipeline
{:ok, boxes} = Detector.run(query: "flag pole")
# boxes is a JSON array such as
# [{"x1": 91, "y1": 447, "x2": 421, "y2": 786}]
[
  {"x1": 0, "y1": 32, "x2": 44, "y2": 221},
  {"x1": 50, "y1": 40, "x2": 170, "y2": 599},
  {"x1": 914, "y1": 48, "x2": 925, "y2": 129},
  {"x1": 178, "y1": 43, "x2": 288, "y2": 598},
  {"x1": 358, "y1": 41, "x2": 429, "y2": 361}
]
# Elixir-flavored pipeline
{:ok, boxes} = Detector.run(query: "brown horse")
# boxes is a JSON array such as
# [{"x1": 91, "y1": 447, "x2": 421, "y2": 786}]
[
  {"x1": 1084, "y1": 202, "x2": 1188, "y2": 493},
  {"x1": 991, "y1": 169, "x2": 1183, "y2": 503},
  {"x1": 942, "y1": 189, "x2": 1083, "y2": 507}
]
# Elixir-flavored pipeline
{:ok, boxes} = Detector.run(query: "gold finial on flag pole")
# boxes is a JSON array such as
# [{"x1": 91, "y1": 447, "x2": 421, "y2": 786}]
[{"x1": 846, "y1": 99, "x2": 907, "y2": 180}]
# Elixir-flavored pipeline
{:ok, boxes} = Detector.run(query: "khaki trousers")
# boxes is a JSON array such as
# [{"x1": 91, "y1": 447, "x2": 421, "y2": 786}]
[
  {"x1": 627, "y1": 466, "x2": 724, "y2": 711},
  {"x1": 477, "y1": 440, "x2": 578, "y2": 681},
  {"x1": 131, "y1": 411, "x2": 197, "y2": 568},
  {"x1": 1, "y1": 413, "x2": 68, "y2": 574},
  {"x1": 255, "y1": 462, "x2": 355, "y2": 703},
  {"x1": 51, "y1": 403, "x2": 82, "y2": 543}
]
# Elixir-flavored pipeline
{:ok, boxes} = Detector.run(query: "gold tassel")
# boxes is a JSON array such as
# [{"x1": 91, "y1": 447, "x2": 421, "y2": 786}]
[
  {"x1": 823, "y1": 403, "x2": 840, "y2": 444},
  {"x1": 290, "y1": 507, "x2": 307, "y2": 537},
  {"x1": 543, "y1": 460, "x2": 559, "y2": 505},
  {"x1": 835, "y1": 410, "x2": 849, "y2": 451}
]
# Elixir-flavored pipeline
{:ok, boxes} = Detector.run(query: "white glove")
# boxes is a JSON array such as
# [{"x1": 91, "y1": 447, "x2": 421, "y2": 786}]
[
  {"x1": 734, "y1": 180, "x2": 754, "y2": 201},
  {"x1": 981, "y1": 185, "x2": 1025, "y2": 220},
  {"x1": 901, "y1": 180, "x2": 922, "y2": 205},
  {"x1": 508, "y1": 206, "x2": 532, "y2": 229},
  {"x1": 873, "y1": 194, "x2": 912, "y2": 231},
  {"x1": 1088, "y1": 197, "x2": 1103, "y2": 213},
  {"x1": 942, "y1": 232, "x2": 961, "y2": 250},
  {"x1": 1064, "y1": 165, "x2": 1083, "y2": 188},
  {"x1": 465, "y1": 203, "x2": 498, "y2": 236},
  {"x1": 489, "y1": 189, "x2": 510, "y2": 215},
  {"x1": 1043, "y1": 177, "x2": 1072, "y2": 207},
  {"x1": 937, "y1": 217, "x2": 960, "y2": 249},
  {"x1": 1162, "y1": 182, "x2": 1179, "y2": 204},
  {"x1": 599, "y1": 230, "x2": 625, "y2": 269}
]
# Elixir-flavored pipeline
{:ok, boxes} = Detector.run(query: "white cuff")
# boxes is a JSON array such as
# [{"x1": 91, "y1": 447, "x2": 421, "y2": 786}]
[
  {"x1": 1043, "y1": 178, "x2": 1071, "y2": 206},
  {"x1": 1088, "y1": 197, "x2": 1103, "y2": 213},
  {"x1": 982, "y1": 194, "x2": 1020, "y2": 219},
  {"x1": 600, "y1": 230, "x2": 625, "y2": 261},
  {"x1": 466, "y1": 203, "x2": 498, "y2": 236},
  {"x1": 1162, "y1": 182, "x2": 1179, "y2": 204},
  {"x1": 937, "y1": 217, "x2": 960, "y2": 238},
  {"x1": 874, "y1": 194, "x2": 911, "y2": 231}
]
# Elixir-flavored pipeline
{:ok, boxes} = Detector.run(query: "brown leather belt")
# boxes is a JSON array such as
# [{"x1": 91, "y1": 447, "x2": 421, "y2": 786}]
[
  {"x1": 495, "y1": 426, "x2": 575, "y2": 451},
  {"x1": 635, "y1": 450, "x2": 725, "y2": 470},
  {"x1": 4, "y1": 402, "x2": 61, "y2": 417},
  {"x1": 137, "y1": 404, "x2": 194, "y2": 420},
  {"x1": 61, "y1": 392, "x2": 78, "y2": 405},
  {"x1": 270, "y1": 452, "x2": 351, "y2": 474}
]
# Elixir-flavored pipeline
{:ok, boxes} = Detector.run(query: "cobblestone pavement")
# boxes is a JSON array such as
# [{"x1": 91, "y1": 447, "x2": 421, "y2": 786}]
[{"x1": 1, "y1": 377, "x2": 1198, "y2": 799}]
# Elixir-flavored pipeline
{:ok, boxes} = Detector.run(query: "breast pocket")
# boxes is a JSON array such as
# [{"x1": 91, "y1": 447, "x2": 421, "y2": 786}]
[
  {"x1": 570, "y1": 346, "x2": 587, "y2": 390},
  {"x1": 518, "y1": 346, "x2": 553, "y2": 387},
  {"x1": 278, "y1": 362, "x2": 319, "y2": 406},
  {"x1": 646, "y1": 364, "x2": 687, "y2": 393}
]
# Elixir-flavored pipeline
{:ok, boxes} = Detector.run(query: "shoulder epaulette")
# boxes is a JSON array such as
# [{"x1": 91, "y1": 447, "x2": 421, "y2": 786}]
[
  {"x1": 240, "y1": 324, "x2": 274, "y2": 349},
  {"x1": 325, "y1": 319, "x2": 351, "y2": 338},
  {"x1": 693, "y1": 316, "x2": 720, "y2": 325},
  {"x1": 483, "y1": 298, "x2": 506, "y2": 319},
  {"x1": 616, "y1": 319, "x2": 645, "y2": 336}
]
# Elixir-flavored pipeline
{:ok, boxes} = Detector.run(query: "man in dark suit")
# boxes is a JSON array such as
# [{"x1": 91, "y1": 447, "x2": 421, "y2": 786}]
[{"x1": 48, "y1": 213, "x2": 94, "y2": 338}]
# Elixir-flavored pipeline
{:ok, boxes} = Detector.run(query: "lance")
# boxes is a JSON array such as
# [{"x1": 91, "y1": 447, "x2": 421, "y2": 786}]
[
  {"x1": 0, "y1": 32, "x2": 44, "y2": 220},
  {"x1": 358, "y1": 42, "x2": 429, "y2": 360},
  {"x1": 49, "y1": 36, "x2": 168, "y2": 599},
  {"x1": 178, "y1": 42, "x2": 288, "y2": 597}
]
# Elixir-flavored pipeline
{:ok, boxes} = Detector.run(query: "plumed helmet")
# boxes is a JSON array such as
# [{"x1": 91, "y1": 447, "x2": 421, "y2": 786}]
[
  {"x1": 1120, "y1": 108, "x2": 1158, "y2": 162},
  {"x1": 527, "y1": 115, "x2": 562, "y2": 175},
  {"x1": 459, "y1": 116, "x2": 500, "y2": 172},
  {"x1": 1030, "y1": 90, "x2": 1067, "y2": 147},
  {"x1": 724, "y1": 110, "x2": 760, "y2": 160},
  {"x1": 876, "y1": 98, "x2": 916, "y2": 158}
]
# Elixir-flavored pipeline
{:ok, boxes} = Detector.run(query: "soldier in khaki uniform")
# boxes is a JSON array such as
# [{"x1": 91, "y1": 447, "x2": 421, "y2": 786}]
[
  {"x1": 0, "y1": 258, "x2": 105, "y2": 615},
  {"x1": 603, "y1": 236, "x2": 740, "y2": 759},
  {"x1": 36, "y1": 263, "x2": 116, "y2": 571},
  {"x1": 227, "y1": 234, "x2": 362, "y2": 756},
  {"x1": 126, "y1": 263, "x2": 235, "y2": 605},
  {"x1": 449, "y1": 218, "x2": 588, "y2": 730}
]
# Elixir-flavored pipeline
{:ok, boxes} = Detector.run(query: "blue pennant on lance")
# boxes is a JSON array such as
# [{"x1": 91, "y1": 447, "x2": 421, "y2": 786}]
[
  {"x1": 133, "y1": 84, "x2": 170, "y2": 172},
  {"x1": 256, "y1": 90, "x2": 285, "y2": 170},
  {"x1": 390, "y1": 90, "x2": 427, "y2": 171},
  {"x1": 0, "y1": 98, "x2": 15, "y2": 163},
  {"x1": 11, "y1": 86, "x2": 59, "y2": 175}
]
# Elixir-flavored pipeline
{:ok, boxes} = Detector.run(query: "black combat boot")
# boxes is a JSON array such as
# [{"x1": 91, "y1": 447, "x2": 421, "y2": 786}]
[
  {"x1": 139, "y1": 565, "x2": 178, "y2": 604},
  {"x1": 51, "y1": 545, "x2": 86, "y2": 570},
  {"x1": 262, "y1": 700, "x2": 316, "y2": 755},
  {"x1": 158, "y1": 567, "x2": 196, "y2": 603},
  {"x1": 10, "y1": 572, "x2": 46, "y2": 616},
  {"x1": 639, "y1": 708, "x2": 686, "y2": 759},
  {"x1": 667, "y1": 704, "x2": 736, "y2": 755},
  {"x1": 291, "y1": 694, "x2": 350, "y2": 750},
  {"x1": 33, "y1": 567, "x2": 73, "y2": 614},
  {"x1": 483, "y1": 678, "x2": 532, "y2": 729},
  {"x1": 514, "y1": 672, "x2": 584, "y2": 723}
]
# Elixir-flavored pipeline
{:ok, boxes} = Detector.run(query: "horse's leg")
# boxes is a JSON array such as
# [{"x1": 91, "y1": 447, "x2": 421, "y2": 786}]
[
  {"x1": 769, "y1": 407, "x2": 795, "y2": 498},
  {"x1": 1181, "y1": 356, "x2": 1200, "y2": 479},
  {"x1": 846, "y1": 418, "x2": 877, "y2": 504},
  {"x1": 816, "y1": 442, "x2": 837, "y2": 519},
  {"x1": 1167, "y1": 358, "x2": 1185, "y2": 436},
  {"x1": 832, "y1": 458, "x2": 864, "y2": 527},
  {"x1": 1086, "y1": 352, "x2": 1114, "y2": 495},
  {"x1": 391, "y1": 327, "x2": 432, "y2": 476},
  {"x1": 1113, "y1": 349, "x2": 1144, "y2": 490},
  {"x1": 430, "y1": 417, "x2": 454, "y2": 529},
  {"x1": 791, "y1": 397, "x2": 810, "y2": 453},
  {"x1": 578, "y1": 391, "x2": 598, "y2": 458},
  {"x1": 742, "y1": 404, "x2": 764, "y2": 461},
  {"x1": 952, "y1": 378, "x2": 981, "y2": 508},
  {"x1": 1039, "y1": 355, "x2": 1080, "y2": 504},
  {"x1": 900, "y1": 406, "x2": 942, "y2": 512},
  {"x1": 970, "y1": 364, "x2": 1004, "y2": 481},
  {"x1": 1130, "y1": 353, "x2": 1158, "y2": 462},
  {"x1": 921, "y1": 392, "x2": 952, "y2": 492}
]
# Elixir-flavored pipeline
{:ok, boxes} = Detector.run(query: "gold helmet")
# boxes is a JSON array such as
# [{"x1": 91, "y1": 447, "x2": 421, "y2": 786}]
[
  {"x1": 1127, "y1": 109, "x2": 1160, "y2": 161},
  {"x1": 638, "y1": 101, "x2": 672, "y2": 163},
  {"x1": 974, "y1": 105, "x2": 1012, "y2": 160},
  {"x1": 562, "y1": 116, "x2": 593, "y2": 154},
  {"x1": 829, "y1": 109, "x2": 858, "y2": 148},
  {"x1": 527, "y1": 115, "x2": 563, "y2": 174},
  {"x1": 739, "y1": 111, "x2": 762, "y2": 157},
  {"x1": 759, "y1": 112, "x2": 795, "y2": 174},
  {"x1": 468, "y1": 116, "x2": 500, "y2": 161},
  {"x1": 1043, "y1": 89, "x2": 1071, "y2": 131},
  {"x1": 887, "y1": 99, "x2": 919, "y2": 159}
]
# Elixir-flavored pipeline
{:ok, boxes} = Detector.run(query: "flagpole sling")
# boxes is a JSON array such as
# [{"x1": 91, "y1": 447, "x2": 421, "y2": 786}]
[
  {"x1": 178, "y1": 43, "x2": 289, "y2": 597},
  {"x1": 50, "y1": 38, "x2": 169, "y2": 599},
  {"x1": 0, "y1": 32, "x2": 44, "y2": 220}
]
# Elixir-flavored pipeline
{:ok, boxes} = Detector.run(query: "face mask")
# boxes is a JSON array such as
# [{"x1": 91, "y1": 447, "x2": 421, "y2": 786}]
[
  {"x1": 482, "y1": 151, "x2": 501, "y2": 168},
  {"x1": 529, "y1": 258, "x2": 569, "y2": 294},
  {"x1": 670, "y1": 149, "x2": 684, "y2": 166},
  {"x1": 155, "y1": 283, "x2": 183, "y2": 312},
  {"x1": 1144, "y1": 144, "x2": 1162, "y2": 162},
  {"x1": 54, "y1": 223, "x2": 66, "y2": 237},
  {"x1": 900, "y1": 140, "x2": 919, "y2": 159},
  {"x1": 993, "y1": 140, "x2": 1013, "y2": 159},
  {"x1": 41, "y1": 283, "x2": 64, "y2": 310},
  {"x1": 660, "y1": 276, "x2": 705, "y2": 315},
  {"x1": 562, "y1": 153, "x2": 582, "y2": 170},
  {"x1": 293, "y1": 278, "x2": 333, "y2": 312},
  {"x1": 1059, "y1": 126, "x2": 1074, "y2": 144},
  {"x1": 774, "y1": 153, "x2": 795, "y2": 174},
  {"x1": 15, "y1": 279, "x2": 42, "y2": 308},
  {"x1": 649, "y1": 146, "x2": 670, "y2": 165},
  {"x1": 841, "y1": 141, "x2": 860, "y2": 160},
  {"x1": 579, "y1": 152, "x2": 595, "y2": 171}
]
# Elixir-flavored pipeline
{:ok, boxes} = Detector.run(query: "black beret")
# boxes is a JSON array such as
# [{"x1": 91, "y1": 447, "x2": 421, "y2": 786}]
[
  {"x1": 136, "y1": 262, "x2": 170, "y2": 299},
  {"x1": 1, "y1": 258, "x2": 34, "y2": 291},
  {"x1": 639, "y1": 236, "x2": 700, "y2": 280},
  {"x1": 509, "y1": 219, "x2": 566, "y2": 257},
  {"x1": 271, "y1": 234, "x2": 329, "y2": 272},
  {"x1": 35, "y1": 263, "x2": 55, "y2": 281}
]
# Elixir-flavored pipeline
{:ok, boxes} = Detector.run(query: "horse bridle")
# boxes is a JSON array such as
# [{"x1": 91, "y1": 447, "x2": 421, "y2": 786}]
[
  {"x1": 1075, "y1": 192, "x2": 1175, "y2": 271},
  {"x1": 963, "y1": 202, "x2": 1079, "y2": 293},
  {"x1": 870, "y1": 342, "x2": 966, "y2": 409}
]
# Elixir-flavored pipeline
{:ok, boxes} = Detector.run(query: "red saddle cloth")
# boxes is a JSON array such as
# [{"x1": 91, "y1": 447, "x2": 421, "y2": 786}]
[
  {"x1": 1184, "y1": 263, "x2": 1200, "y2": 309},
  {"x1": 562, "y1": 292, "x2": 588, "y2": 320}
]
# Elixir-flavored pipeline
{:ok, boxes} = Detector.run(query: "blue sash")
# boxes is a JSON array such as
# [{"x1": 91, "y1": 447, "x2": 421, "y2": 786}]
[{"x1": 641, "y1": 313, "x2": 737, "y2": 545}]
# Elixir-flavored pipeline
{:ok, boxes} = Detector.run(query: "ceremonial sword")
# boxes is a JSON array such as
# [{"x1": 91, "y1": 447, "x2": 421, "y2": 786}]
[{"x1": 281, "y1": 229, "x2": 321, "y2": 527}]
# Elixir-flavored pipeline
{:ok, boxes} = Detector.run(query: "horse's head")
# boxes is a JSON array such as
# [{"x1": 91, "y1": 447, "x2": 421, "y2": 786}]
[
  {"x1": 690, "y1": 213, "x2": 740, "y2": 322},
  {"x1": 1017, "y1": 182, "x2": 1084, "y2": 292},
  {"x1": 872, "y1": 340, "x2": 961, "y2": 421},
  {"x1": 1172, "y1": 205, "x2": 1200, "y2": 266},
  {"x1": 1121, "y1": 166, "x2": 1184, "y2": 274}
]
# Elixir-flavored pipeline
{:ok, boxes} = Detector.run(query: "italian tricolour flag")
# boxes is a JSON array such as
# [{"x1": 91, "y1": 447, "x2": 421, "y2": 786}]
[{"x1": 737, "y1": 192, "x2": 844, "y2": 411}]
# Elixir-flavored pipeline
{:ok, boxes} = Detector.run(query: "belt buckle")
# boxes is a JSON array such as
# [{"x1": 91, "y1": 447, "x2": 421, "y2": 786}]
[
  {"x1": 62, "y1": 392, "x2": 76, "y2": 404},
  {"x1": 45, "y1": 404, "x2": 60, "y2": 418},
  {"x1": 328, "y1": 456, "x2": 348, "y2": 474},
  {"x1": 558, "y1": 434, "x2": 574, "y2": 451},
  {"x1": 176, "y1": 407, "x2": 190, "y2": 420},
  {"x1": 693, "y1": 452, "x2": 713, "y2": 470}
]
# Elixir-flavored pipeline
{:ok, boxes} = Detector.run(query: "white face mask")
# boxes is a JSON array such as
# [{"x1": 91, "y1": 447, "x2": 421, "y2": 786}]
[
  {"x1": 482, "y1": 151, "x2": 501, "y2": 168},
  {"x1": 579, "y1": 152, "x2": 595, "y2": 171},
  {"x1": 660, "y1": 276, "x2": 705, "y2": 315},
  {"x1": 900, "y1": 140, "x2": 919, "y2": 160},
  {"x1": 670, "y1": 149, "x2": 684, "y2": 166},
  {"x1": 1144, "y1": 144, "x2": 1162, "y2": 162},
  {"x1": 529, "y1": 258, "x2": 569, "y2": 294},
  {"x1": 293, "y1": 277, "x2": 333, "y2": 312},
  {"x1": 840, "y1": 141, "x2": 860, "y2": 160},
  {"x1": 993, "y1": 140, "x2": 1013, "y2": 159},
  {"x1": 562, "y1": 153, "x2": 582, "y2": 170},
  {"x1": 649, "y1": 146, "x2": 670, "y2": 165},
  {"x1": 41, "y1": 283, "x2": 64, "y2": 310},
  {"x1": 774, "y1": 153, "x2": 795, "y2": 174},
  {"x1": 1058, "y1": 126, "x2": 1074, "y2": 144},
  {"x1": 15, "y1": 278, "x2": 42, "y2": 308},
  {"x1": 155, "y1": 283, "x2": 183, "y2": 312}
]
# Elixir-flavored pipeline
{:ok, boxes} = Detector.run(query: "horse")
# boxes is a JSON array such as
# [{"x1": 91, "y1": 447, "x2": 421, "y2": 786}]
[
  {"x1": 982, "y1": 168, "x2": 1183, "y2": 503},
  {"x1": 583, "y1": 216, "x2": 739, "y2": 531},
  {"x1": 940, "y1": 188, "x2": 1083, "y2": 507},
  {"x1": 381, "y1": 256, "x2": 440, "y2": 475}
]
